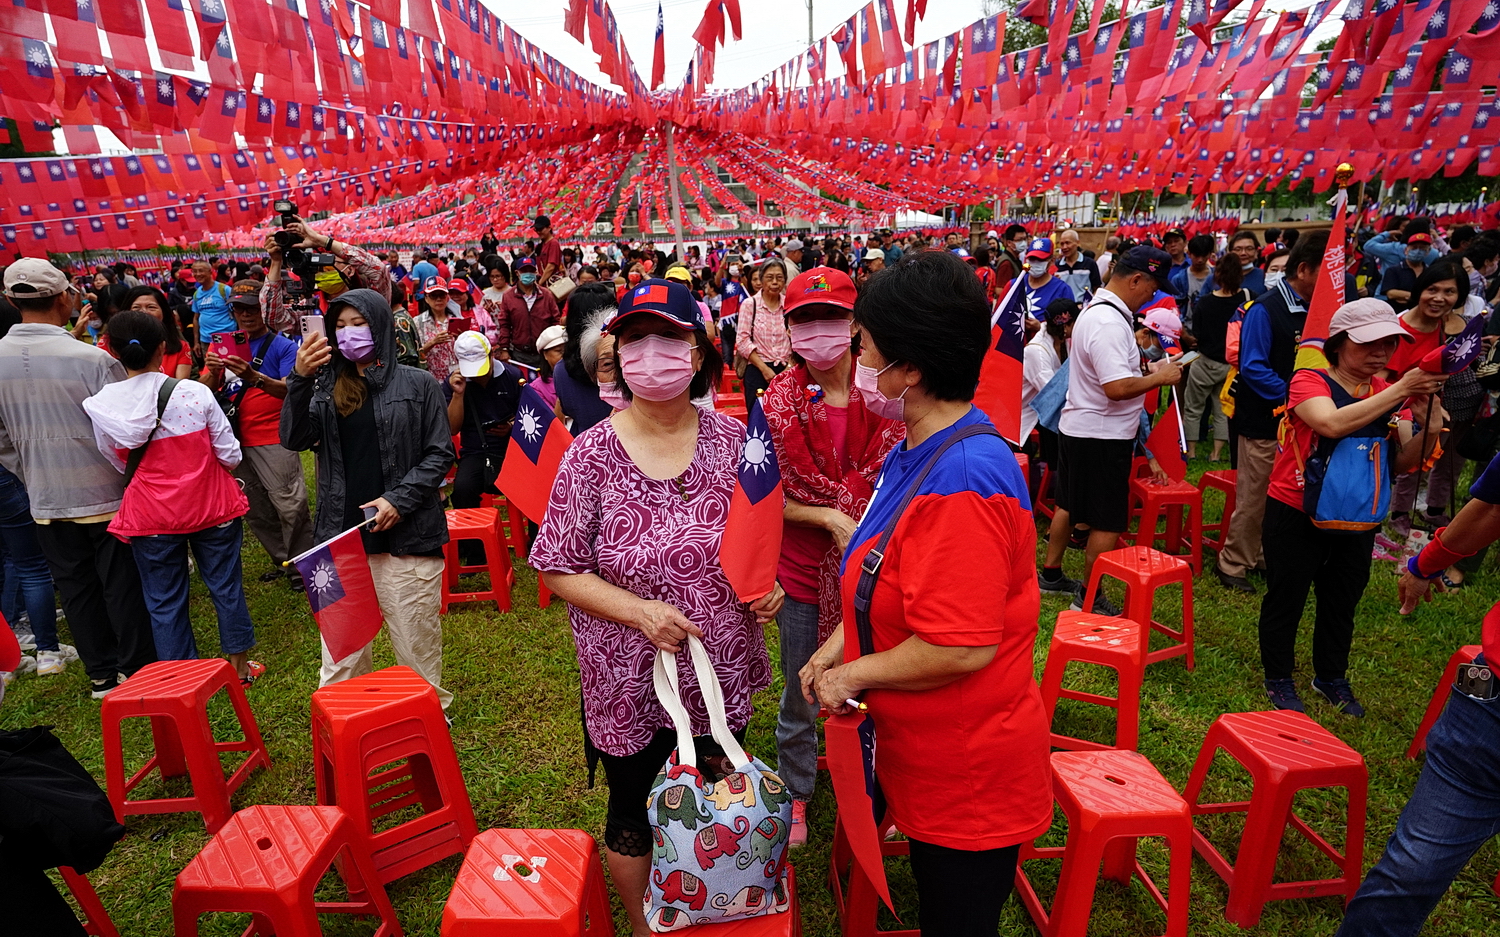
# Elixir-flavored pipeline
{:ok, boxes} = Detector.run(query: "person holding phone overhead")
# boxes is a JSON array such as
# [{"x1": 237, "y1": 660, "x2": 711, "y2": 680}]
[
  {"x1": 202, "y1": 281, "x2": 312, "y2": 589},
  {"x1": 280, "y1": 289, "x2": 456, "y2": 706}
]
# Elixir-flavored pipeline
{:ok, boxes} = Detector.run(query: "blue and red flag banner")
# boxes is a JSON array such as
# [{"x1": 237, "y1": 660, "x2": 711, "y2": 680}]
[
  {"x1": 972, "y1": 276, "x2": 1026, "y2": 447},
  {"x1": 1421, "y1": 313, "x2": 1485, "y2": 374},
  {"x1": 651, "y1": 2, "x2": 666, "y2": 90},
  {"x1": 1145, "y1": 388, "x2": 1188, "y2": 482},
  {"x1": 291, "y1": 525, "x2": 383, "y2": 662},
  {"x1": 825, "y1": 710, "x2": 895, "y2": 915},
  {"x1": 497, "y1": 383, "x2": 574, "y2": 526},
  {"x1": 719, "y1": 399, "x2": 784, "y2": 603}
]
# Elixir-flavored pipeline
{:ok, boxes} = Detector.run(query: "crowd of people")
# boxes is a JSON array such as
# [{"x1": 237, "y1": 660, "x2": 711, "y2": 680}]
[{"x1": 3, "y1": 205, "x2": 1500, "y2": 937}]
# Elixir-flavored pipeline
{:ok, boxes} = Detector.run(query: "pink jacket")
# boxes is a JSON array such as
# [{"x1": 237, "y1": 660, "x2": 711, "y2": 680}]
[{"x1": 82, "y1": 373, "x2": 248, "y2": 539}]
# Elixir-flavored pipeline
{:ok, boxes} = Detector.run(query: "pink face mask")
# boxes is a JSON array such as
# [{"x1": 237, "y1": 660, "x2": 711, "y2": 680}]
[
  {"x1": 853, "y1": 360, "x2": 906, "y2": 421},
  {"x1": 618, "y1": 334, "x2": 696, "y2": 401},
  {"x1": 598, "y1": 380, "x2": 630, "y2": 410},
  {"x1": 788, "y1": 318, "x2": 853, "y2": 369}
]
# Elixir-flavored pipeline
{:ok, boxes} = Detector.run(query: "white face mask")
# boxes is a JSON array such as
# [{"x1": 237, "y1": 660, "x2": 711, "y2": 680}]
[{"x1": 1264, "y1": 271, "x2": 1284, "y2": 289}]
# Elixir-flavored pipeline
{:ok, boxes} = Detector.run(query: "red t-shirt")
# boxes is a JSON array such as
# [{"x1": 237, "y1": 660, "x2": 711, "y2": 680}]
[
  {"x1": 1267, "y1": 370, "x2": 1392, "y2": 510},
  {"x1": 776, "y1": 405, "x2": 850, "y2": 604},
  {"x1": 97, "y1": 336, "x2": 192, "y2": 377},
  {"x1": 1385, "y1": 317, "x2": 1442, "y2": 375},
  {"x1": 236, "y1": 388, "x2": 283, "y2": 448},
  {"x1": 538, "y1": 237, "x2": 564, "y2": 281}
]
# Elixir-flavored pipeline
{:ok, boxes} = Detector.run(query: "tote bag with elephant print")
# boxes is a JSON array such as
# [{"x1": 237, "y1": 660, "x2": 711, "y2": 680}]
[{"x1": 644, "y1": 636, "x2": 793, "y2": 932}]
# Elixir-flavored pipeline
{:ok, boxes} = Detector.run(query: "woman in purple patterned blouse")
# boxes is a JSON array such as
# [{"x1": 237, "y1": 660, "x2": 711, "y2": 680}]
[{"x1": 531, "y1": 277, "x2": 784, "y2": 937}]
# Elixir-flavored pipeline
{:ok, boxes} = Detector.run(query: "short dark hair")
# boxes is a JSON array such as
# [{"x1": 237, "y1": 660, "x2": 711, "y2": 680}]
[
  {"x1": 853, "y1": 249, "x2": 989, "y2": 402},
  {"x1": 1187, "y1": 234, "x2": 1215, "y2": 258},
  {"x1": 1463, "y1": 240, "x2": 1498, "y2": 268},
  {"x1": 14, "y1": 294, "x2": 62, "y2": 315},
  {"x1": 105, "y1": 311, "x2": 165, "y2": 371},
  {"x1": 1323, "y1": 331, "x2": 1350, "y2": 366},
  {"x1": 1213, "y1": 252, "x2": 1243, "y2": 293},
  {"x1": 615, "y1": 327, "x2": 723, "y2": 403},
  {"x1": 1231, "y1": 230, "x2": 1260, "y2": 248},
  {"x1": 1287, "y1": 230, "x2": 1328, "y2": 281},
  {"x1": 1003, "y1": 224, "x2": 1028, "y2": 241},
  {"x1": 1413, "y1": 259, "x2": 1470, "y2": 308}
]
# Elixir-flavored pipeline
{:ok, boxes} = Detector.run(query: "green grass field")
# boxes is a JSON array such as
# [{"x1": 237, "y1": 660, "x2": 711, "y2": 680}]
[{"x1": 4, "y1": 456, "x2": 1499, "y2": 936}]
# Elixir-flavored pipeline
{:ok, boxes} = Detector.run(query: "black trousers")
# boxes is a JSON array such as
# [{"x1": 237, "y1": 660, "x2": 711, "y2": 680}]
[
  {"x1": 1257, "y1": 498, "x2": 1376, "y2": 682},
  {"x1": 0, "y1": 855, "x2": 86, "y2": 937},
  {"x1": 452, "y1": 450, "x2": 503, "y2": 564},
  {"x1": 34, "y1": 520, "x2": 155, "y2": 682},
  {"x1": 741, "y1": 362, "x2": 786, "y2": 411},
  {"x1": 907, "y1": 838, "x2": 1021, "y2": 937}
]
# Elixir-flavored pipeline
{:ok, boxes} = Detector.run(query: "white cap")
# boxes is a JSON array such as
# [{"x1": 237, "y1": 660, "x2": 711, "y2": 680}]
[
  {"x1": 535, "y1": 324, "x2": 566, "y2": 354},
  {"x1": 863, "y1": 248, "x2": 885, "y2": 262},
  {"x1": 454, "y1": 330, "x2": 492, "y2": 377},
  {"x1": 3, "y1": 258, "x2": 69, "y2": 298}
]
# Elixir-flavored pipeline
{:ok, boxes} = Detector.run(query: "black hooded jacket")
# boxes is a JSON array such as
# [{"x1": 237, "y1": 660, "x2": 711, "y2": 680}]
[{"x1": 279, "y1": 288, "x2": 454, "y2": 554}]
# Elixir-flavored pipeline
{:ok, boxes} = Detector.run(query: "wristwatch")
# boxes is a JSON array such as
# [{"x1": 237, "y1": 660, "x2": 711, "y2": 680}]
[{"x1": 251, "y1": 373, "x2": 265, "y2": 389}]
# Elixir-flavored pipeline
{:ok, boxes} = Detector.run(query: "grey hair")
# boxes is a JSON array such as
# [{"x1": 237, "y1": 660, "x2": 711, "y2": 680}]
[{"x1": 578, "y1": 302, "x2": 618, "y2": 379}]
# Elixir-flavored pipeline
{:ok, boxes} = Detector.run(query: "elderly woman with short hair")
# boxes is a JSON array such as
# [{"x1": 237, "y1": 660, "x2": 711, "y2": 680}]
[{"x1": 531, "y1": 278, "x2": 785, "y2": 937}]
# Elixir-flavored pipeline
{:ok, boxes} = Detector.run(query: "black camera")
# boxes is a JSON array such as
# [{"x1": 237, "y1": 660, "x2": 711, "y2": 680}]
[{"x1": 271, "y1": 200, "x2": 335, "y2": 298}]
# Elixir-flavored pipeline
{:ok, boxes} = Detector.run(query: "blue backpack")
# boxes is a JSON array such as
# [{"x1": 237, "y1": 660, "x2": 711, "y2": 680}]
[{"x1": 1288, "y1": 371, "x2": 1398, "y2": 531}]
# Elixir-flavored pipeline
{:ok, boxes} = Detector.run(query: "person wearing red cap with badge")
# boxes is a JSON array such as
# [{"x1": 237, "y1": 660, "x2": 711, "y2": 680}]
[
  {"x1": 531, "y1": 278, "x2": 783, "y2": 937},
  {"x1": 413, "y1": 276, "x2": 461, "y2": 378},
  {"x1": 761, "y1": 267, "x2": 904, "y2": 847}
]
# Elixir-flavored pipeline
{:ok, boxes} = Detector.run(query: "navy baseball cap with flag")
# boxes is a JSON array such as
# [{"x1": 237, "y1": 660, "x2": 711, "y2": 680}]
[
  {"x1": 1025, "y1": 237, "x2": 1054, "y2": 259},
  {"x1": 603, "y1": 278, "x2": 703, "y2": 333},
  {"x1": 1115, "y1": 245, "x2": 1175, "y2": 290}
]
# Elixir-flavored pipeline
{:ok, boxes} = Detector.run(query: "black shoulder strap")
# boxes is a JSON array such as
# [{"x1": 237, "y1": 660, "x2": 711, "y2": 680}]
[
  {"x1": 852, "y1": 423, "x2": 1000, "y2": 657},
  {"x1": 124, "y1": 378, "x2": 181, "y2": 484}
]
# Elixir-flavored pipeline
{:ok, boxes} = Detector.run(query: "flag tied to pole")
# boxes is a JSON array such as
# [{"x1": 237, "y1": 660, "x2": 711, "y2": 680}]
[
  {"x1": 972, "y1": 275, "x2": 1027, "y2": 446},
  {"x1": 824, "y1": 709, "x2": 896, "y2": 915},
  {"x1": 497, "y1": 383, "x2": 574, "y2": 525},
  {"x1": 719, "y1": 399, "x2": 783, "y2": 602},
  {"x1": 1295, "y1": 187, "x2": 1349, "y2": 372},
  {"x1": 291, "y1": 525, "x2": 383, "y2": 662}
]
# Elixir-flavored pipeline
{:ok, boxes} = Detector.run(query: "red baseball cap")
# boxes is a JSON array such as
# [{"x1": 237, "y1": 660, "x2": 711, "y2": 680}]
[{"x1": 783, "y1": 267, "x2": 856, "y2": 316}]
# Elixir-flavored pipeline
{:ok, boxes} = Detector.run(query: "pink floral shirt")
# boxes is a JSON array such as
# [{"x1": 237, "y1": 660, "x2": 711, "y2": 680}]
[{"x1": 529, "y1": 409, "x2": 772, "y2": 757}]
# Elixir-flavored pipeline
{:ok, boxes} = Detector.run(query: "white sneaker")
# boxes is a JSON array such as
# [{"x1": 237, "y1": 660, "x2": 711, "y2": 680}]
[
  {"x1": 36, "y1": 645, "x2": 79, "y2": 676},
  {"x1": 1, "y1": 654, "x2": 37, "y2": 686}
]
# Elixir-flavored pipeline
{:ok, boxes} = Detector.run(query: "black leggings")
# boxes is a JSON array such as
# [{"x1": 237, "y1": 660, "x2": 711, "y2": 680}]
[
  {"x1": 597, "y1": 727, "x2": 743, "y2": 857},
  {"x1": 907, "y1": 838, "x2": 1021, "y2": 937}
]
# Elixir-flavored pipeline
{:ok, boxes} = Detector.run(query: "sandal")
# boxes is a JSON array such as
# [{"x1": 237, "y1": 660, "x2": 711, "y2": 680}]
[
  {"x1": 1440, "y1": 571, "x2": 1465, "y2": 591},
  {"x1": 239, "y1": 660, "x2": 266, "y2": 687}
]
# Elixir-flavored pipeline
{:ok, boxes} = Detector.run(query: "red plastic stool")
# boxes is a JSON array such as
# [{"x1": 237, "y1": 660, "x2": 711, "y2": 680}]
[
  {"x1": 1406, "y1": 645, "x2": 1483, "y2": 758},
  {"x1": 443, "y1": 507, "x2": 516, "y2": 613},
  {"x1": 1034, "y1": 462, "x2": 1056, "y2": 519},
  {"x1": 496, "y1": 496, "x2": 552, "y2": 609},
  {"x1": 1197, "y1": 469, "x2": 1237, "y2": 553},
  {"x1": 1014, "y1": 750, "x2": 1192, "y2": 937},
  {"x1": 1183, "y1": 710, "x2": 1368, "y2": 927},
  {"x1": 441, "y1": 828, "x2": 612, "y2": 936},
  {"x1": 1039, "y1": 611, "x2": 1149, "y2": 751},
  {"x1": 173, "y1": 804, "x2": 403, "y2": 937},
  {"x1": 669, "y1": 866, "x2": 800, "y2": 936},
  {"x1": 311, "y1": 666, "x2": 478, "y2": 883},
  {"x1": 101, "y1": 658, "x2": 271, "y2": 833},
  {"x1": 827, "y1": 814, "x2": 916, "y2": 937},
  {"x1": 60, "y1": 867, "x2": 120, "y2": 937},
  {"x1": 1014, "y1": 451, "x2": 1030, "y2": 496},
  {"x1": 1081, "y1": 547, "x2": 1195, "y2": 671},
  {"x1": 1127, "y1": 478, "x2": 1204, "y2": 574}
]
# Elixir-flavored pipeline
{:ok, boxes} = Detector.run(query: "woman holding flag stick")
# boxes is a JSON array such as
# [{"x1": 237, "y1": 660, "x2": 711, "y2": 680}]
[{"x1": 530, "y1": 278, "x2": 783, "y2": 937}]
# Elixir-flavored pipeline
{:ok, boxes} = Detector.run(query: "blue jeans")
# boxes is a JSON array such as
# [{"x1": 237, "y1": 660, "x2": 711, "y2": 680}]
[
  {"x1": 1337, "y1": 673, "x2": 1500, "y2": 936},
  {"x1": 775, "y1": 597, "x2": 820, "y2": 802},
  {"x1": 130, "y1": 519, "x2": 256, "y2": 660},
  {"x1": 0, "y1": 467, "x2": 58, "y2": 650}
]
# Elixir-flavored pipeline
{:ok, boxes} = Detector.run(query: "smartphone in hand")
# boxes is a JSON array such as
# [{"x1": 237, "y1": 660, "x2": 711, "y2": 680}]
[
  {"x1": 210, "y1": 330, "x2": 251, "y2": 362},
  {"x1": 301, "y1": 315, "x2": 326, "y2": 340}
]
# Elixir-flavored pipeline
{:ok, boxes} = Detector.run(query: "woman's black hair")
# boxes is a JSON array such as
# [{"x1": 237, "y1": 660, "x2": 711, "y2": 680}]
[
  {"x1": 614, "y1": 324, "x2": 724, "y2": 403},
  {"x1": 562, "y1": 282, "x2": 618, "y2": 388},
  {"x1": 105, "y1": 311, "x2": 165, "y2": 371},
  {"x1": 1045, "y1": 297, "x2": 1079, "y2": 341},
  {"x1": 853, "y1": 249, "x2": 990, "y2": 402},
  {"x1": 1323, "y1": 331, "x2": 1350, "y2": 366},
  {"x1": 1412, "y1": 259, "x2": 1470, "y2": 308},
  {"x1": 1213, "y1": 252, "x2": 1243, "y2": 293},
  {"x1": 120, "y1": 285, "x2": 184, "y2": 354}
]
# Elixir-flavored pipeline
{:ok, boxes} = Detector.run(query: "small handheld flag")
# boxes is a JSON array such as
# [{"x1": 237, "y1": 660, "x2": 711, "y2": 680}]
[
  {"x1": 1144, "y1": 388, "x2": 1188, "y2": 482},
  {"x1": 497, "y1": 383, "x2": 574, "y2": 525},
  {"x1": 290, "y1": 524, "x2": 383, "y2": 662},
  {"x1": 719, "y1": 399, "x2": 784, "y2": 602},
  {"x1": 972, "y1": 275, "x2": 1027, "y2": 446},
  {"x1": 1421, "y1": 313, "x2": 1484, "y2": 374},
  {"x1": 825, "y1": 709, "x2": 896, "y2": 914}
]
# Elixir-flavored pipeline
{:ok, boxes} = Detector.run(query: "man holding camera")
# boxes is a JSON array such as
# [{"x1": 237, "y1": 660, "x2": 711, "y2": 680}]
[
  {"x1": 202, "y1": 281, "x2": 313, "y2": 588},
  {"x1": 259, "y1": 215, "x2": 391, "y2": 334}
]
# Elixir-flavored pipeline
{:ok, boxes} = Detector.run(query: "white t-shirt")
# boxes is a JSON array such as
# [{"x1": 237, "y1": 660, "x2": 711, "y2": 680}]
[
  {"x1": 1059, "y1": 288, "x2": 1143, "y2": 440},
  {"x1": 1021, "y1": 328, "x2": 1061, "y2": 441}
]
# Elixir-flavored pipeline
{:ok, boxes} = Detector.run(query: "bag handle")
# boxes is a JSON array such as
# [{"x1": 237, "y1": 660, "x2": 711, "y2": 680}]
[
  {"x1": 652, "y1": 635, "x2": 751, "y2": 772},
  {"x1": 852, "y1": 423, "x2": 999, "y2": 657},
  {"x1": 124, "y1": 378, "x2": 180, "y2": 484}
]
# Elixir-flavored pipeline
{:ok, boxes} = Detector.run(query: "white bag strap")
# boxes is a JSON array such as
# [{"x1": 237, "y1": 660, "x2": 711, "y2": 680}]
[{"x1": 651, "y1": 635, "x2": 751, "y2": 773}]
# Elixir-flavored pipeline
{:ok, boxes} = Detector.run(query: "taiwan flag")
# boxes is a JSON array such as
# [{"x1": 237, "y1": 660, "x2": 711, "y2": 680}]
[
  {"x1": 291, "y1": 526, "x2": 383, "y2": 662},
  {"x1": 718, "y1": 400, "x2": 784, "y2": 603},
  {"x1": 972, "y1": 276, "x2": 1027, "y2": 446},
  {"x1": 497, "y1": 383, "x2": 573, "y2": 525},
  {"x1": 651, "y1": 2, "x2": 665, "y2": 90},
  {"x1": 1295, "y1": 186, "x2": 1348, "y2": 371}
]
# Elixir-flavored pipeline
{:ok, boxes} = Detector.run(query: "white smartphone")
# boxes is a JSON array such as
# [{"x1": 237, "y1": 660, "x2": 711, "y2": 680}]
[
  {"x1": 1175, "y1": 350, "x2": 1202, "y2": 366},
  {"x1": 301, "y1": 315, "x2": 326, "y2": 339}
]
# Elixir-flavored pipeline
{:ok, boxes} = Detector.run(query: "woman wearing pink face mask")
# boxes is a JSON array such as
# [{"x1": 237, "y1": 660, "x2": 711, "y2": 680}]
[
  {"x1": 531, "y1": 277, "x2": 786, "y2": 937},
  {"x1": 799, "y1": 252, "x2": 1051, "y2": 934},
  {"x1": 761, "y1": 267, "x2": 904, "y2": 847}
]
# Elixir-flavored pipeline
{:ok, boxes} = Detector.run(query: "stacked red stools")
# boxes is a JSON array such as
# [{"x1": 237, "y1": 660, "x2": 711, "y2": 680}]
[
  {"x1": 827, "y1": 817, "x2": 916, "y2": 937},
  {"x1": 1039, "y1": 611, "x2": 1150, "y2": 752},
  {"x1": 1197, "y1": 469, "x2": 1237, "y2": 554},
  {"x1": 1014, "y1": 750, "x2": 1192, "y2": 937},
  {"x1": 101, "y1": 658, "x2": 271, "y2": 833},
  {"x1": 1183, "y1": 711, "x2": 1368, "y2": 927},
  {"x1": 442, "y1": 828, "x2": 612, "y2": 936},
  {"x1": 496, "y1": 495, "x2": 552, "y2": 609},
  {"x1": 1127, "y1": 478, "x2": 1205, "y2": 574},
  {"x1": 1081, "y1": 547, "x2": 1195, "y2": 671},
  {"x1": 173, "y1": 804, "x2": 403, "y2": 936},
  {"x1": 311, "y1": 666, "x2": 478, "y2": 883},
  {"x1": 442, "y1": 507, "x2": 515, "y2": 613},
  {"x1": 1407, "y1": 644, "x2": 1482, "y2": 758},
  {"x1": 60, "y1": 868, "x2": 120, "y2": 937}
]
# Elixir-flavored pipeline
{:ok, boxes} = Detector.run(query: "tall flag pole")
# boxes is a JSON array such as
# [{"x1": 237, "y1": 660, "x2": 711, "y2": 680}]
[{"x1": 1295, "y1": 162, "x2": 1354, "y2": 372}]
